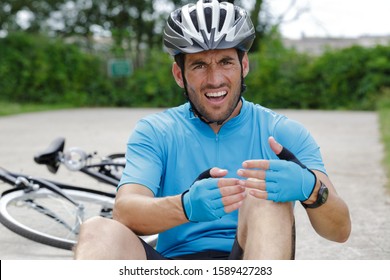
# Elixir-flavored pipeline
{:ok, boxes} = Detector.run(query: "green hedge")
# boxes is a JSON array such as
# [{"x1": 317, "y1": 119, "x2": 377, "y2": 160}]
[
  {"x1": 0, "y1": 32, "x2": 183, "y2": 108},
  {"x1": 1, "y1": 32, "x2": 389, "y2": 110},
  {"x1": 306, "y1": 45, "x2": 390, "y2": 109},
  {"x1": 245, "y1": 33, "x2": 390, "y2": 110},
  {"x1": 119, "y1": 51, "x2": 184, "y2": 107},
  {"x1": 245, "y1": 35, "x2": 315, "y2": 108},
  {"x1": 0, "y1": 33, "x2": 112, "y2": 105}
]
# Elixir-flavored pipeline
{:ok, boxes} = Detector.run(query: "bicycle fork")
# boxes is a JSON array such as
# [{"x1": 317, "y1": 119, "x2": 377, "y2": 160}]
[{"x1": 16, "y1": 176, "x2": 85, "y2": 235}]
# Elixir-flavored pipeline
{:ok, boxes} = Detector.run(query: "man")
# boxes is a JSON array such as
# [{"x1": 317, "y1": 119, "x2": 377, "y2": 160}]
[{"x1": 74, "y1": 0, "x2": 351, "y2": 260}]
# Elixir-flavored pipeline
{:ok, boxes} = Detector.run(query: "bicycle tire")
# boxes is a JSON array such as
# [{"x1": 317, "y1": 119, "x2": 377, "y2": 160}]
[
  {"x1": 104, "y1": 153, "x2": 126, "y2": 181},
  {"x1": 0, "y1": 186, "x2": 115, "y2": 250}
]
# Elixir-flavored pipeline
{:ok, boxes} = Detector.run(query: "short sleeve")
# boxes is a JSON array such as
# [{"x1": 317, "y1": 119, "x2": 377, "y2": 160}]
[
  {"x1": 273, "y1": 117, "x2": 327, "y2": 174},
  {"x1": 118, "y1": 119, "x2": 164, "y2": 195}
]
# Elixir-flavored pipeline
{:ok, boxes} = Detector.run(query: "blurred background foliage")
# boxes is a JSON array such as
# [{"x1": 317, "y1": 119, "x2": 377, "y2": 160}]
[
  {"x1": 0, "y1": 0, "x2": 389, "y2": 111},
  {"x1": 1, "y1": 0, "x2": 389, "y2": 186},
  {"x1": 1, "y1": 30, "x2": 389, "y2": 110}
]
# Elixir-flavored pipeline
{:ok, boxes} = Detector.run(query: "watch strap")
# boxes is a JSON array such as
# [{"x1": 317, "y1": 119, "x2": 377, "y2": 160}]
[{"x1": 301, "y1": 181, "x2": 328, "y2": 209}]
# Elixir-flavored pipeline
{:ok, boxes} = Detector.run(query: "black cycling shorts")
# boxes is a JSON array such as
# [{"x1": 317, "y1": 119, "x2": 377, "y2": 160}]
[
  {"x1": 139, "y1": 237, "x2": 244, "y2": 260},
  {"x1": 140, "y1": 219, "x2": 296, "y2": 260}
]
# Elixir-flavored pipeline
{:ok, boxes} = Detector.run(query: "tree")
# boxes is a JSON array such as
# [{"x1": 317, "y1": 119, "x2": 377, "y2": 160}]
[
  {"x1": 0, "y1": 1, "x2": 159, "y2": 63},
  {"x1": 0, "y1": 0, "x2": 308, "y2": 62},
  {"x1": 249, "y1": 0, "x2": 264, "y2": 52},
  {"x1": 0, "y1": 0, "x2": 61, "y2": 34}
]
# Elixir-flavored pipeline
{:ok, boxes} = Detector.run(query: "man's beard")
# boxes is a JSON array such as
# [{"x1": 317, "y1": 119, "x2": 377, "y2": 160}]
[{"x1": 186, "y1": 87, "x2": 242, "y2": 125}]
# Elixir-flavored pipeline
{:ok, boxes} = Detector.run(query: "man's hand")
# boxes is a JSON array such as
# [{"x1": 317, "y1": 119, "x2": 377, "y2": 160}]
[
  {"x1": 237, "y1": 137, "x2": 316, "y2": 202},
  {"x1": 181, "y1": 168, "x2": 246, "y2": 222}
]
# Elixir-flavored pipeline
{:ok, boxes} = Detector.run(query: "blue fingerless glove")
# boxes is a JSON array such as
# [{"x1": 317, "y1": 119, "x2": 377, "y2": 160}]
[
  {"x1": 265, "y1": 147, "x2": 316, "y2": 202},
  {"x1": 181, "y1": 177, "x2": 226, "y2": 223}
]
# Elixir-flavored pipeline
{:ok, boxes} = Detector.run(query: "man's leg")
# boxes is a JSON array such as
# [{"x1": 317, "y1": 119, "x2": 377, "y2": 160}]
[
  {"x1": 74, "y1": 216, "x2": 146, "y2": 259},
  {"x1": 237, "y1": 193, "x2": 295, "y2": 259}
]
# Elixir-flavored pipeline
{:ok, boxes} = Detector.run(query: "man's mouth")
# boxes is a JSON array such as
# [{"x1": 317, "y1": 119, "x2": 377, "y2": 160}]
[{"x1": 205, "y1": 91, "x2": 228, "y2": 102}]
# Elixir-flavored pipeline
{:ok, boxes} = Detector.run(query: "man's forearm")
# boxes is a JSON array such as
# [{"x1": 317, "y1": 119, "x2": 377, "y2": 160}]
[
  {"x1": 114, "y1": 188, "x2": 187, "y2": 235},
  {"x1": 306, "y1": 172, "x2": 351, "y2": 242}
]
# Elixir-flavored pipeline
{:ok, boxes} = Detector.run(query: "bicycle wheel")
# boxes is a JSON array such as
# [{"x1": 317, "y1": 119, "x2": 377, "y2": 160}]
[
  {"x1": 103, "y1": 153, "x2": 126, "y2": 181},
  {"x1": 0, "y1": 186, "x2": 115, "y2": 250}
]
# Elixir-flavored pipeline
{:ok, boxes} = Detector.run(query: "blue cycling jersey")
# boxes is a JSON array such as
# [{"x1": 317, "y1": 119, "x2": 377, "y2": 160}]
[{"x1": 118, "y1": 98, "x2": 326, "y2": 258}]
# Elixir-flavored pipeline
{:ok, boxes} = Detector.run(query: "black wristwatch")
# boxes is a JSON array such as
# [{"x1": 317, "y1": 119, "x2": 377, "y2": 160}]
[{"x1": 301, "y1": 181, "x2": 329, "y2": 209}]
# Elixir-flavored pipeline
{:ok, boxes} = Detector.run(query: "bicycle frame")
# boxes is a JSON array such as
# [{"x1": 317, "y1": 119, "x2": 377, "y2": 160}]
[
  {"x1": 0, "y1": 138, "x2": 157, "y2": 250},
  {"x1": 0, "y1": 167, "x2": 115, "y2": 249}
]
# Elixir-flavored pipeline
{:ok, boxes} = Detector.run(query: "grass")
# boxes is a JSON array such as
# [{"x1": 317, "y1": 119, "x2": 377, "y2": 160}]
[
  {"x1": 377, "y1": 92, "x2": 390, "y2": 189},
  {"x1": 0, "y1": 102, "x2": 74, "y2": 116},
  {"x1": 379, "y1": 108, "x2": 390, "y2": 188}
]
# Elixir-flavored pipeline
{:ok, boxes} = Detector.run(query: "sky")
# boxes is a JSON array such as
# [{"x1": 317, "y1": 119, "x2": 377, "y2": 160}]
[
  {"x1": 12, "y1": 0, "x2": 390, "y2": 40},
  {"x1": 265, "y1": 0, "x2": 390, "y2": 39}
]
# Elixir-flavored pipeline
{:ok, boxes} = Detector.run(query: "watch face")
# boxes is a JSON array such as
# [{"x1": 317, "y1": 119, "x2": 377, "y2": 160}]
[
  {"x1": 320, "y1": 185, "x2": 329, "y2": 204},
  {"x1": 301, "y1": 182, "x2": 329, "y2": 209}
]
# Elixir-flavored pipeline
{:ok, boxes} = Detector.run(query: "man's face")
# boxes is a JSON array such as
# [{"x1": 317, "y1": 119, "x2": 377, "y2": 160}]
[{"x1": 173, "y1": 48, "x2": 249, "y2": 125}]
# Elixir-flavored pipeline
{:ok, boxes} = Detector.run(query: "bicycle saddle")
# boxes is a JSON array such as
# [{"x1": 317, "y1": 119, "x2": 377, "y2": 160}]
[{"x1": 34, "y1": 137, "x2": 65, "y2": 173}]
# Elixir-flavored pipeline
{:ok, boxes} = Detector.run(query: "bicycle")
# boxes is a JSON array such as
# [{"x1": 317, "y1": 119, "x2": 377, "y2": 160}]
[
  {"x1": 33, "y1": 137, "x2": 125, "y2": 187},
  {"x1": 0, "y1": 137, "x2": 157, "y2": 251}
]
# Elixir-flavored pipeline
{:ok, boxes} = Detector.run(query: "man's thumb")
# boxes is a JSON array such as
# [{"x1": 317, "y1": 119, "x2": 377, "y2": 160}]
[
  {"x1": 268, "y1": 136, "x2": 283, "y2": 155},
  {"x1": 270, "y1": 136, "x2": 307, "y2": 168},
  {"x1": 194, "y1": 168, "x2": 227, "y2": 182}
]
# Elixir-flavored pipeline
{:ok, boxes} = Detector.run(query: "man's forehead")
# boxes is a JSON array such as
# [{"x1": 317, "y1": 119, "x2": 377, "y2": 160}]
[{"x1": 185, "y1": 48, "x2": 238, "y2": 62}]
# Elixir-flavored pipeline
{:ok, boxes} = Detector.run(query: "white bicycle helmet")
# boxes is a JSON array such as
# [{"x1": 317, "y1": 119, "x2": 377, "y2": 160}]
[{"x1": 163, "y1": 0, "x2": 255, "y2": 56}]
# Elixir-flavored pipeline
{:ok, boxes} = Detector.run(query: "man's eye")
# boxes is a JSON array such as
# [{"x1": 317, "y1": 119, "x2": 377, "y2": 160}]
[
  {"x1": 221, "y1": 60, "x2": 233, "y2": 65},
  {"x1": 193, "y1": 64, "x2": 206, "y2": 70}
]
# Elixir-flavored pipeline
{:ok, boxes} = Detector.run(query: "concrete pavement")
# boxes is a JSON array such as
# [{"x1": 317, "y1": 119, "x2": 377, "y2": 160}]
[{"x1": 0, "y1": 108, "x2": 389, "y2": 259}]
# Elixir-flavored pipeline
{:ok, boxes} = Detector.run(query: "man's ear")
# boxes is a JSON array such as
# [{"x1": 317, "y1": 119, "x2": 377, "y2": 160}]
[
  {"x1": 242, "y1": 52, "x2": 250, "y2": 78},
  {"x1": 172, "y1": 62, "x2": 184, "y2": 88}
]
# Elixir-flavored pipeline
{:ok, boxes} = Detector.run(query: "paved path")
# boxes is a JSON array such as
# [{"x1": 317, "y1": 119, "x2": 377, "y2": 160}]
[{"x1": 0, "y1": 109, "x2": 389, "y2": 259}]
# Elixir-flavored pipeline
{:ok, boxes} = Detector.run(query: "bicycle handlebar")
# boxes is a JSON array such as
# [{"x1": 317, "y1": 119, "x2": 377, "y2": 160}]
[
  {"x1": 0, "y1": 168, "x2": 82, "y2": 207},
  {"x1": 0, "y1": 168, "x2": 18, "y2": 185}
]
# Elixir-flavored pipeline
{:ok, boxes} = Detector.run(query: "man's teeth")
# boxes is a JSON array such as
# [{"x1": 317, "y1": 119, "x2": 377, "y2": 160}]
[{"x1": 206, "y1": 91, "x2": 227, "y2": 98}]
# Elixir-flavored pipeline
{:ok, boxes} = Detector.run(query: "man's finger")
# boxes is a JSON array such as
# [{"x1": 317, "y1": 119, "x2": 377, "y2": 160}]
[
  {"x1": 241, "y1": 160, "x2": 270, "y2": 170},
  {"x1": 224, "y1": 200, "x2": 245, "y2": 213},
  {"x1": 268, "y1": 136, "x2": 283, "y2": 155},
  {"x1": 238, "y1": 178, "x2": 266, "y2": 191},
  {"x1": 221, "y1": 192, "x2": 247, "y2": 209},
  {"x1": 248, "y1": 189, "x2": 267, "y2": 200},
  {"x1": 218, "y1": 184, "x2": 245, "y2": 197},
  {"x1": 193, "y1": 167, "x2": 227, "y2": 183},
  {"x1": 217, "y1": 178, "x2": 241, "y2": 187},
  {"x1": 276, "y1": 147, "x2": 306, "y2": 168},
  {"x1": 269, "y1": 136, "x2": 307, "y2": 168},
  {"x1": 237, "y1": 168, "x2": 266, "y2": 180},
  {"x1": 195, "y1": 168, "x2": 212, "y2": 181},
  {"x1": 210, "y1": 167, "x2": 228, "y2": 178}
]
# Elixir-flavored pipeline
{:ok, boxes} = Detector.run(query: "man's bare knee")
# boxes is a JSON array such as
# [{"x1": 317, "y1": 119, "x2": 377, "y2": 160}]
[
  {"x1": 237, "y1": 195, "x2": 294, "y2": 259},
  {"x1": 76, "y1": 216, "x2": 116, "y2": 246},
  {"x1": 74, "y1": 217, "x2": 146, "y2": 260},
  {"x1": 239, "y1": 195, "x2": 293, "y2": 224}
]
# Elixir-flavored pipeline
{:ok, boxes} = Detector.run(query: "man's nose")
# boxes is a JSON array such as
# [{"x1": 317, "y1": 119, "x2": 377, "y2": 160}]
[{"x1": 205, "y1": 65, "x2": 224, "y2": 85}]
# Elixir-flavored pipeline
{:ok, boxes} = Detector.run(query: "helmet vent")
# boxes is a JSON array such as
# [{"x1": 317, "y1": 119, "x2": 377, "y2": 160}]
[
  {"x1": 204, "y1": 7, "x2": 213, "y2": 33},
  {"x1": 218, "y1": 9, "x2": 227, "y2": 32},
  {"x1": 168, "y1": 15, "x2": 183, "y2": 36},
  {"x1": 189, "y1": 10, "x2": 200, "y2": 32}
]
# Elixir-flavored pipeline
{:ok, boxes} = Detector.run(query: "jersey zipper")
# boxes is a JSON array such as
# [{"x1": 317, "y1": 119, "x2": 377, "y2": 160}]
[{"x1": 215, "y1": 133, "x2": 220, "y2": 165}]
